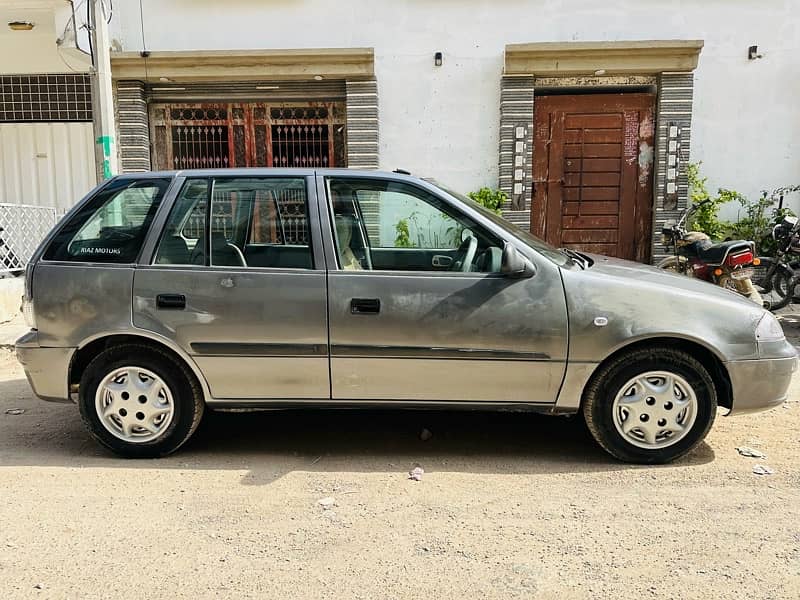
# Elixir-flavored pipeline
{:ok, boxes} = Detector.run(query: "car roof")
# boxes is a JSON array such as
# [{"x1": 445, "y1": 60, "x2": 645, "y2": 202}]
[{"x1": 114, "y1": 168, "x2": 420, "y2": 181}]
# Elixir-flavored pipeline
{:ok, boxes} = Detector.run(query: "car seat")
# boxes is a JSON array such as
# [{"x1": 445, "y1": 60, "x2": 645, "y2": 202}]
[{"x1": 334, "y1": 215, "x2": 363, "y2": 270}]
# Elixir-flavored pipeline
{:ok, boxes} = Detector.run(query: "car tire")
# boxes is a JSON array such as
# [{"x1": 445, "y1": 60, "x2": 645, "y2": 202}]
[
  {"x1": 78, "y1": 344, "x2": 204, "y2": 458},
  {"x1": 582, "y1": 347, "x2": 717, "y2": 464}
]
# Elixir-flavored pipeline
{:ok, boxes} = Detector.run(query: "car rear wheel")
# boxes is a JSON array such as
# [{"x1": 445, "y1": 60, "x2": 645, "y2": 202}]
[
  {"x1": 582, "y1": 347, "x2": 717, "y2": 464},
  {"x1": 78, "y1": 344, "x2": 204, "y2": 458}
]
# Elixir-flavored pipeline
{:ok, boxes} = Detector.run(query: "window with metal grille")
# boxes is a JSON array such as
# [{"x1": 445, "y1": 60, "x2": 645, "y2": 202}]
[
  {"x1": 0, "y1": 74, "x2": 92, "y2": 122},
  {"x1": 271, "y1": 124, "x2": 330, "y2": 168},
  {"x1": 149, "y1": 102, "x2": 344, "y2": 170}
]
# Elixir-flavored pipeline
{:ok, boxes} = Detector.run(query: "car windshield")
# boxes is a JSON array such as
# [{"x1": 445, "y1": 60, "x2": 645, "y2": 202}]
[{"x1": 427, "y1": 180, "x2": 570, "y2": 266}]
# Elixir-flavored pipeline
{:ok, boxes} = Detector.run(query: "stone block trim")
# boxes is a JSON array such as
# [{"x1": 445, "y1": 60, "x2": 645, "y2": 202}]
[
  {"x1": 498, "y1": 76, "x2": 534, "y2": 226},
  {"x1": 651, "y1": 72, "x2": 694, "y2": 263},
  {"x1": 115, "y1": 80, "x2": 151, "y2": 173},
  {"x1": 345, "y1": 79, "x2": 379, "y2": 169}
]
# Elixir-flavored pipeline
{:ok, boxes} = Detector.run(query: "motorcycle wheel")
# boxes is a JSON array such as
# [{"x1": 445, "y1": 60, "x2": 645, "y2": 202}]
[
  {"x1": 782, "y1": 259, "x2": 800, "y2": 302},
  {"x1": 751, "y1": 258, "x2": 793, "y2": 311},
  {"x1": 750, "y1": 257, "x2": 774, "y2": 292},
  {"x1": 657, "y1": 256, "x2": 691, "y2": 276},
  {"x1": 717, "y1": 274, "x2": 765, "y2": 307},
  {"x1": 774, "y1": 270, "x2": 800, "y2": 300}
]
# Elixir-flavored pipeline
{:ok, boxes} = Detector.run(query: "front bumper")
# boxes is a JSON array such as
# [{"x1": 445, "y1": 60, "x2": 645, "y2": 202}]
[
  {"x1": 726, "y1": 354, "x2": 798, "y2": 415},
  {"x1": 15, "y1": 330, "x2": 74, "y2": 403}
]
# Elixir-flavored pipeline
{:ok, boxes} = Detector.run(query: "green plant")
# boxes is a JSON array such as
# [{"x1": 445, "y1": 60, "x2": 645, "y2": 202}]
[
  {"x1": 394, "y1": 210, "x2": 462, "y2": 248},
  {"x1": 726, "y1": 186, "x2": 799, "y2": 254},
  {"x1": 685, "y1": 162, "x2": 799, "y2": 251},
  {"x1": 394, "y1": 218, "x2": 414, "y2": 248},
  {"x1": 686, "y1": 162, "x2": 730, "y2": 240},
  {"x1": 467, "y1": 187, "x2": 506, "y2": 215}
]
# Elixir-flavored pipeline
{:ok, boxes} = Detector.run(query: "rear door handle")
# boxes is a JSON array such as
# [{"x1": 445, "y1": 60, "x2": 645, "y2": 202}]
[
  {"x1": 156, "y1": 293, "x2": 186, "y2": 310},
  {"x1": 350, "y1": 298, "x2": 380, "y2": 315}
]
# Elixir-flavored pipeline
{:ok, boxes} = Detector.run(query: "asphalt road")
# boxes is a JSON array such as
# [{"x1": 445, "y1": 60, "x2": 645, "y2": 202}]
[{"x1": 0, "y1": 323, "x2": 799, "y2": 599}]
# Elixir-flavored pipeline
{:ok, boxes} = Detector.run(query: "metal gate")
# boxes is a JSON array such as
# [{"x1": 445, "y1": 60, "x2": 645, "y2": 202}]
[{"x1": 149, "y1": 102, "x2": 346, "y2": 171}]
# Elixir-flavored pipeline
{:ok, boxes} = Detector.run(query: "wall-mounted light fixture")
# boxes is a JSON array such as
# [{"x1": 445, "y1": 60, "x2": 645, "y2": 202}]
[
  {"x1": 748, "y1": 45, "x2": 763, "y2": 60},
  {"x1": 434, "y1": 51, "x2": 443, "y2": 67},
  {"x1": 8, "y1": 21, "x2": 35, "y2": 31}
]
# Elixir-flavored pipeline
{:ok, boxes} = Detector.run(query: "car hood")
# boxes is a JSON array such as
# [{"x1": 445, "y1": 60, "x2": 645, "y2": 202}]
[
  {"x1": 580, "y1": 253, "x2": 758, "y2": 307},
  {"x1": 559, "y1": 253, "x2": 767, "y2": 363}
]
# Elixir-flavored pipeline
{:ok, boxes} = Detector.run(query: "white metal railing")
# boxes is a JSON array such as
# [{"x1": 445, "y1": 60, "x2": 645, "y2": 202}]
[{"x1": 0, "y1": 203, "x2": 61, "y2": 275}]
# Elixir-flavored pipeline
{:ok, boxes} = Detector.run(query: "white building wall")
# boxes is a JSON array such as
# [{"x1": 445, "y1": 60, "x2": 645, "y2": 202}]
[
  {"x1": 0, "y1": 123, "x2": 95, "y2": 210},
  {"x1": 0, "y1": 2, "x2": 90, "y2": 75},
  {"x1": 106, "y1": 1, "x2": 797, "y2": 216},
  {"x1": 0, "y1": 3, "x2": 95, "y2": 212}
]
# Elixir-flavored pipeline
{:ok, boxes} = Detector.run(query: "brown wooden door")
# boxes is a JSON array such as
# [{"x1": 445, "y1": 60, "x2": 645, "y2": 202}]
[{"x1": 531, "y1": 93, "x2": 655, "y2": 262}]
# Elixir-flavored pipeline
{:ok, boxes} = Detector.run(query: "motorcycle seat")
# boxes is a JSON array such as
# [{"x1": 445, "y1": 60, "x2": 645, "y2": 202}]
[{"x1": 696, "y1": 240, "x2": 752, "y2": 265}]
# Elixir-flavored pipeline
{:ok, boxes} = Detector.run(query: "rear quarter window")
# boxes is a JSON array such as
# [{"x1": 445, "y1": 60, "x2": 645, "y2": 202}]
[{"x1": 44, "y1": 178, "x2": 171, "y2": 263}]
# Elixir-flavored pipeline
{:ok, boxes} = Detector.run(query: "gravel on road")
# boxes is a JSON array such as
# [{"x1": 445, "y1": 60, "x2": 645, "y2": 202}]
[{"x1": 1, "y1": 329, "x2": 799, "y2": 599}]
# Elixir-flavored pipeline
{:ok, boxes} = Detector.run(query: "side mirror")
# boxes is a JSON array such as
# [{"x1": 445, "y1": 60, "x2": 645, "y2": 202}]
[{"x1": 501, "y1": 242, "x2": 536, "y2": 279}]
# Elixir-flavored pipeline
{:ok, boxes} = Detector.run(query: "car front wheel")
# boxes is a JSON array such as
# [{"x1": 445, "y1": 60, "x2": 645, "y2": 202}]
[
  {"x1": 582, "y1": 347, "x2": 717, "y2": 464},
  {"x1": 78, "y1": 344, "x2": 204, "y2": 458}
]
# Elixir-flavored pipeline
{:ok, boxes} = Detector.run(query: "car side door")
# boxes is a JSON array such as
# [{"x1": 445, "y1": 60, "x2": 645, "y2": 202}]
[
  {"x1": 319, "y1": 174, "x2": 569, "y2": 405},
  {"x1": 133, "y1": 173, "x2": 330, "y2": 401}
]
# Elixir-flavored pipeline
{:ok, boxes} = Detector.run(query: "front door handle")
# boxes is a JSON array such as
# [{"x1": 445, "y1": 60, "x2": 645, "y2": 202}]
[
  {"x1": 350, "y1": 298, "x2": 380, "y2": 315},
  {"x1": 432, "y1": 255, "x2": 453, "y2": 268},
  {"x1": 156, "y1": 293, "x2": 186, "y2": 310}
]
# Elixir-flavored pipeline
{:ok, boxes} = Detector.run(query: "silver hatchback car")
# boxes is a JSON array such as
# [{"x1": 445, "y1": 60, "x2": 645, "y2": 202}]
[{"x1": 15, "y1": 169, "x2": 797, "y2": 463}]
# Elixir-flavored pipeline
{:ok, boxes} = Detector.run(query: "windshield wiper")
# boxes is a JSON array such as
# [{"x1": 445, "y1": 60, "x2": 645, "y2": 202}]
[{"x1": 560, "y1": 248, "x2": 588, "y2": 269}]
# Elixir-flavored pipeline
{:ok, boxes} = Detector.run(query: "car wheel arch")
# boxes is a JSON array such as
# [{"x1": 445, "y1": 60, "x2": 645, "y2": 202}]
[
  {"x1": 69, "y1": 332, "x2": 210, "y2": 403},
  {"x1": 581, "y1": 336, "x2": 733, "y2": 412}
]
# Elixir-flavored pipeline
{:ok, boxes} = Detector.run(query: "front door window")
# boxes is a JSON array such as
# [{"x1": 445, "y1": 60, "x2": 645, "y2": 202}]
[{"x1": 327, "y1": 178, "x2": 505, "y2": 274}]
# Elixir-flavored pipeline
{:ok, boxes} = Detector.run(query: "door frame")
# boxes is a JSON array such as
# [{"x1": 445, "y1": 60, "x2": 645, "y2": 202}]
[
  {"x1": 134, "y1": 170, "x2": 331, "y2": 402},
  {"x1": 532, "y1": 92, "x2": 655, "y2": 262},
  {"x1": 314, "y1": 172, "x2": 570, "y2": 404}
]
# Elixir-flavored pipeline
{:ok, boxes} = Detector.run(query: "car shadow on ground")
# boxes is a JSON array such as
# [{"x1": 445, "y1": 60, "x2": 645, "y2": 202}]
[{"x1": 0, "y1": 377, "x2": 715, "y2": 483}]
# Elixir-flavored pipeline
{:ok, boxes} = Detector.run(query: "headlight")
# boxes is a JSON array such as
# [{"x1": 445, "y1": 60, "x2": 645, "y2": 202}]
[{"x1": 755, "y1": 312, "x2": 784, "y2": 342}]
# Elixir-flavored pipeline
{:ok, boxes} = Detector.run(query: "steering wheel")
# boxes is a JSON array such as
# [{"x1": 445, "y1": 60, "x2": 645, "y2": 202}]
[{"x1": 451, "y1": 235, "x2": 478, "y2": 272}]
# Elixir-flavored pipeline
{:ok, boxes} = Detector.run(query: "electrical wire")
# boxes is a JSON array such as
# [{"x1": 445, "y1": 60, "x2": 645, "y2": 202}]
[
  {"x1": 103, "y1": 0, "x2": 113, "y2": 24},
  {"x1": 85, "y1": 0, "x2": 94, "y2": 67},
  {"x1": 56, "y1": 0, "x2": 84, "y2": 72},
  {"x1": 56, "y1": 44, "x2": 83, "y2": 72},
  {"x1": 139, "y1": 0, "x2": 149, "y2": 81},
  {"x1": 60, "y1": 1, "x2": 90, "y2": 55}
]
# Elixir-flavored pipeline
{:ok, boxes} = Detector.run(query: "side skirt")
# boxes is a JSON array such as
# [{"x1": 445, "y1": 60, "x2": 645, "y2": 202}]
[{"x1": 206, "y1": 398, "x2": 569, "y2": 414}]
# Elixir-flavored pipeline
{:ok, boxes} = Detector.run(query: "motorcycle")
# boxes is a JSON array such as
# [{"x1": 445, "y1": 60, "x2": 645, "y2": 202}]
[
  {"x1": 751, "y1": 213, "x2": 800, "y2": 310},
  {"x1": 658, "y1": 199, "x2": 763, "y2": 306}
]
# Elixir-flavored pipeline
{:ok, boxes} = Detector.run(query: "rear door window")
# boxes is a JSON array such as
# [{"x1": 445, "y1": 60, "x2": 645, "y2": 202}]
[
  {"x1": 154, "y1": 177, "x2": 313, "y2": 269},
  {"x1": 44, "y1": 178, "x2": 171, "y2": 263}
]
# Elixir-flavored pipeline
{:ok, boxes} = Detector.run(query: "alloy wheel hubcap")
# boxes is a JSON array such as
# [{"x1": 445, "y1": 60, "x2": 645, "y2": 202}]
[
  {"x1": 611, "y1": 370, "x2": 697, "y2": 449},
  {"x1": 95, "y1": 366, "x2": 175, "y2": 443}
]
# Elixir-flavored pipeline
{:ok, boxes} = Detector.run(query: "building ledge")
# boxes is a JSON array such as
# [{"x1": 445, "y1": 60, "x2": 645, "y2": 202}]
[
  {"x1": 504, "y1": 40, "x2": 703, "y2": 76},
  {"x1": 111, "y1": 48, "x2": 375, "y2": 82}
]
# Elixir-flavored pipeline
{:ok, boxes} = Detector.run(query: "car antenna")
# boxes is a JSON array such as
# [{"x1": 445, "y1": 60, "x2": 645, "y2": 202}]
[{"x1": 393, "y1": 168, "x2": 411, "y2": 175}]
